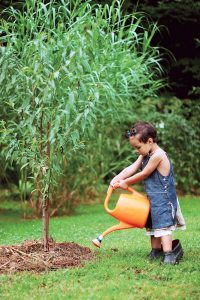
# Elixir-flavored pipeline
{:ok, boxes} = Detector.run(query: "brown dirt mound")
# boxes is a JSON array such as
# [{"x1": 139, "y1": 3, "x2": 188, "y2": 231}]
[{"x1": 0, "y1": 239, "x2": 93, "y2": 274}]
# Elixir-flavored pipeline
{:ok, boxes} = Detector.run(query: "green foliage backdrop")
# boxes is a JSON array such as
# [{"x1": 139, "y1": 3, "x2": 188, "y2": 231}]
[{"x1": 0, "y1": 0, "x2": 199, "y2": 224}]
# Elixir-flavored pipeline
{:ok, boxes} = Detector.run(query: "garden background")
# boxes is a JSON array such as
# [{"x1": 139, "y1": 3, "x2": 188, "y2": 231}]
[{"x1": 0, "y1": 1, "x2": 200, "y2": 299}]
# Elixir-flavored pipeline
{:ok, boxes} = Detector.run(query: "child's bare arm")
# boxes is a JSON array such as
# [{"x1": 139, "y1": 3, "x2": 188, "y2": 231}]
[
  {"x1": 116, "y1": 153, "x2": 162, "y2": 189},
  {"x1": 110, "y1": 155, "x2": 143, "y2": 186}
]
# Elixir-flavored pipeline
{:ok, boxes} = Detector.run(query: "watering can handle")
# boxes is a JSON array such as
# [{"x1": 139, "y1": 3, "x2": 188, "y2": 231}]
[
  {"x1": 127, "y1": 186, "x2": 135, "y2": 193},
  {"x1": 104, "y1": 185, "x2": 138, "y2": 213}
]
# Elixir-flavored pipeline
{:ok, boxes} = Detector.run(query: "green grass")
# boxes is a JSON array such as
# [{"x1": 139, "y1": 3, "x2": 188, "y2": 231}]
[{"x1": 0, "y1": 195, "x2": 200, "y2": 300}]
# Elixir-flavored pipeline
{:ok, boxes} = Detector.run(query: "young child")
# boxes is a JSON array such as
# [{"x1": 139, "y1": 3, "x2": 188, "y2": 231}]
[{"x1": 111, "y1": 121, "x2": 185, "y2": 265}]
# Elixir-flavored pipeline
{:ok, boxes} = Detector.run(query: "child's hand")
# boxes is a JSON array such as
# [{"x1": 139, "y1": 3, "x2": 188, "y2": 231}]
[
  {"x1": 113, "y1": 180, "x2": 128, "y2": 190},
  {"x1": 110, "y1": 176, "x2": 120, "y2": 187},
  {"x1": 112, "y1": 181, "x2": 120, "y2": 190}
]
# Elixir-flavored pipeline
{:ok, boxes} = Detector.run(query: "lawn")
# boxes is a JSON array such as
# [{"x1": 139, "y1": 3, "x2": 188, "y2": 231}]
[{"x1": 0, "y1": 193, "x2": 200, "y2": 300}]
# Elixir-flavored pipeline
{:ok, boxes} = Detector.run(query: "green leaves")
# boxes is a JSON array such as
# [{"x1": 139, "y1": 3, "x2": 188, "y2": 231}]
[{"x1": 0, "y1": 0, "x2": 163, "y2": 212}]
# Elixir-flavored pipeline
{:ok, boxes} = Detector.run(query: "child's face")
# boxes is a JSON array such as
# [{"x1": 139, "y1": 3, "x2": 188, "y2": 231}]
[{"x1": 129, "y1": 135, "x2": 153, "y2": 156}]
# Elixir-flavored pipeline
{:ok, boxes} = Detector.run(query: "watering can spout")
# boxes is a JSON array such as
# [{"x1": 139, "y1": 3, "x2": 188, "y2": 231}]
[{"x1": 92, "y1": 222, "x2": 134, "y2": 248}]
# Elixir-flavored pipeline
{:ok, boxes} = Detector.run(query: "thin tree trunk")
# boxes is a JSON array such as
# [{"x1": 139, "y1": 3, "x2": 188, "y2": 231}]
[
  {"x1": 43, "y1": 121, "x2": 51, "y2": 252},
  {"x1": 43, "y1": 194, "x2": 49, "y2": 252}
]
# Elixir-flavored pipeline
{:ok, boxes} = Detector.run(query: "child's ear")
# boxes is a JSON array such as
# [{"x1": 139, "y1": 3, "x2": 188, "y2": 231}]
[{"x1": 148, "y1": 138, "x2": 153, "y2": 144}]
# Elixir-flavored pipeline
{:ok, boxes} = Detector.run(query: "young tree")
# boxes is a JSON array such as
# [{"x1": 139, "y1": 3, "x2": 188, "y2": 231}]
[{"x1": 0, "y1": 0, "x2": 162, "y2": 251}]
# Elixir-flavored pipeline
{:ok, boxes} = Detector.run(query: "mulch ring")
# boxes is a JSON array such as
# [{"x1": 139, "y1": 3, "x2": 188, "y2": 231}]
[{"x1": 0, "y1": 239, "x2": 93, "y2": 274}]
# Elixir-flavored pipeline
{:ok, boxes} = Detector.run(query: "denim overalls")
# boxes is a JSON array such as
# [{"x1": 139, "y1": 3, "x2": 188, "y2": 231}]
[{"x1": 142, "y1": 154, "x2": 177, "y2": 229}]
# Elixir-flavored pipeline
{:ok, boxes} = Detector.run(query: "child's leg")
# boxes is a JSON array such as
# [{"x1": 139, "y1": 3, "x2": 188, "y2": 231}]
[
  {"x1": 161, "y1": 234, "x2": 184, "y2": 265},
  {"x1": 150, "y1": 235, "x2": 161, "y2": 249},
  {"x1": 160, "y1": 234, "x2": 172, "y2": 252},
  {"x1": 148, "y1": 236, "x2": 162, "y2": 260}
]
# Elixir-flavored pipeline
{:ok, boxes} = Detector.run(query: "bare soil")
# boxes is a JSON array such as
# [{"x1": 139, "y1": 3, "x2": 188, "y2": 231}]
[{"x1": 0, "y1": 239, "x2": 93, "y2": 274}]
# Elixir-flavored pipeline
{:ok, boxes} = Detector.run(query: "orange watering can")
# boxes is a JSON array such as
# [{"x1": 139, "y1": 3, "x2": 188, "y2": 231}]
[{"x1": 92, "y1": 186, "x2": 150, "y2": 248}]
